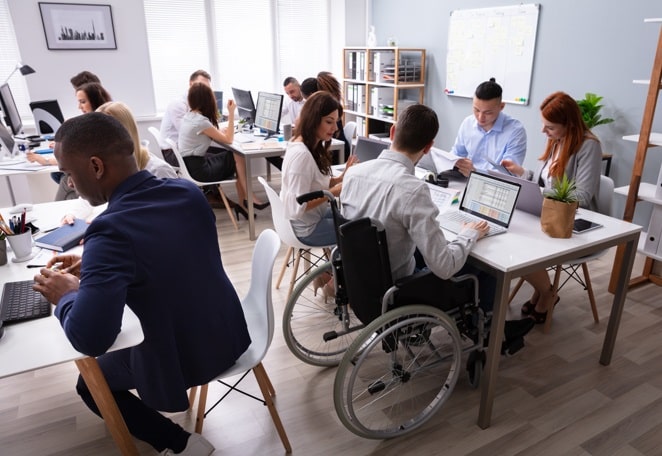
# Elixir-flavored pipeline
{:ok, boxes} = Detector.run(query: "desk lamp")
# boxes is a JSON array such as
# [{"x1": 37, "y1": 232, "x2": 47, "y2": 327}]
[{"x1": 3, "y1": 63, "x2": 35, "y2": 84}]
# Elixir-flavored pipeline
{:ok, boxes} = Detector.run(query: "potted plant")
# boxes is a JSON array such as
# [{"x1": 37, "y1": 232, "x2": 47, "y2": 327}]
[
  {"x1": 540, "y1": 174, "x2": 579, "y2": 238},
  {"x1": 576, "y1": 92, "x2": 614, "y2": 129}
]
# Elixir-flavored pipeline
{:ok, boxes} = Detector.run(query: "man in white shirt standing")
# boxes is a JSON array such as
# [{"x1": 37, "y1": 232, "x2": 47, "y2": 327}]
[{"x1": 281, "y1": 76, "x2": 305, "y2": 126}]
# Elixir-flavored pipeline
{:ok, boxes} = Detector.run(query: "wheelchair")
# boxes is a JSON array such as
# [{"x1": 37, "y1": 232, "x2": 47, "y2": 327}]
[{"x1": 282, "y1": 190, "x2": 489, "y2": 439}]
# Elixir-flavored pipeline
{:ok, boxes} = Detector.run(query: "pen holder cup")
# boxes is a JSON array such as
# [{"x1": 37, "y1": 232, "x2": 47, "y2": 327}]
[
  {"x1": 0, "y1": 238, "x2": 7, "y2": 266},
  {"x1": 6, "y1": 230, "x2": 34, "y2": 262}
]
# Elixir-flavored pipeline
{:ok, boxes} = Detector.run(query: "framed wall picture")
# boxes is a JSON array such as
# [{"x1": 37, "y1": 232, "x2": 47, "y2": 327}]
[{"x1": 38, "y1": 2, "x2": 117, "y2": 50}]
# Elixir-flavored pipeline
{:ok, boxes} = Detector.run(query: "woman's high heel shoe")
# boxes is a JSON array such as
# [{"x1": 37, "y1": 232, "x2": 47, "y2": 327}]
[
  {"x1": 243, "y1": 199, "x2": 270, "y2": 210},
  {"x1": 233, "y1": 204, "x2": 254, "y2": 220}
]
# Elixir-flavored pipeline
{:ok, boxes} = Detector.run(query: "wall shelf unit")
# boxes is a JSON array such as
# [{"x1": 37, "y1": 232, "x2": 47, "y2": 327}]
[
  {"x1": 610, "y1": 18, "x2": 662, "y2": 291},
  {"x1": 343, "y1": 47, "x2": 426, "y2": 137}
]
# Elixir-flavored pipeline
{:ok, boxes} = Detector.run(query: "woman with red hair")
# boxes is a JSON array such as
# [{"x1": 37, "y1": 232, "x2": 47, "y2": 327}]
[{"x1": 503, "y1": 91, "x2": 602, "y2": 324}]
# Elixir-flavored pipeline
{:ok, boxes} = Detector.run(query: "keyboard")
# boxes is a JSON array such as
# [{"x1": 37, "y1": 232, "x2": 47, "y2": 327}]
[
  {"x1": 234, "y1": 133, "x2": 257, "y2": 144},
  {"x1": 437, "y1": 211, "x2": 507, "y2": 237},
  {"x1": 0, "y1": 280, "x2": 52, "y2": 324}
]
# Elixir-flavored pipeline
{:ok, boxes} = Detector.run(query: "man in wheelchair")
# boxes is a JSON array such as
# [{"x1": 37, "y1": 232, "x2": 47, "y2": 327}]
[{"x1": 339, "y1": 104, "x2": 534, "y2": 355}]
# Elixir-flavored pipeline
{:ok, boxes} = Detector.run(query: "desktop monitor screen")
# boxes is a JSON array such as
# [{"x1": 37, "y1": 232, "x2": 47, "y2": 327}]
[
  {"x1": 254, "y1": 92, "x2": 284, "y2": 136},
  {"x1": 0, "y1": 83, "x2": 23, "y2": 136},
  {"x1": 231, "y1": 87, "x2": 255, "y2": 125}
]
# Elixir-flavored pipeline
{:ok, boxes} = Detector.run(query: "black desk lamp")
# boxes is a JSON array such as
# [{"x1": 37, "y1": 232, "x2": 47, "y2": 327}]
[{"x1": 3, "y1": 63, "x2": 36, "y2": 85}]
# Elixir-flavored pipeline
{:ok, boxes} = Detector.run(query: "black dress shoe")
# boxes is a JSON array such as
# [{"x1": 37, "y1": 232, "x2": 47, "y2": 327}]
[
  {"x1": 504, "y1": 318, "x2": 535, "y2": 340},
  {"x1": 243, "y1": 199, "x2": 270, "y2": 210}
]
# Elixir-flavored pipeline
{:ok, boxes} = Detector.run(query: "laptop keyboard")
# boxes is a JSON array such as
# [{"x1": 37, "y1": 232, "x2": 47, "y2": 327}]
[
  {"x1": 1, "y1": 280, "x2": 52, "y2": 324},
  {"x1": 438, "y1": 211, "x2": 507, "y2": 236}
]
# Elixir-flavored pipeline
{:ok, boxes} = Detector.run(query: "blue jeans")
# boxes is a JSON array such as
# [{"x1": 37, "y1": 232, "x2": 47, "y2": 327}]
[{"x1": 296, "y1": 208, "x2": 336, "y2": 246}]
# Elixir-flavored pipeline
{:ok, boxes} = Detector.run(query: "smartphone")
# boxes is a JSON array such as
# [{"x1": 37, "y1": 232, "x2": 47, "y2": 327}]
[{"x1": 573, "y1": 218, "x2": 603, "y2": 234}]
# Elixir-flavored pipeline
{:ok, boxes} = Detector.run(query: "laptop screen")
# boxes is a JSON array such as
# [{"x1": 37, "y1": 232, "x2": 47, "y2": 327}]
[
  {"x1": 354, "y1": 136, "x2": 388, "y2": 163},
  {"x1": 459, "y1": 171, "x2": 521, "y2": 228}
]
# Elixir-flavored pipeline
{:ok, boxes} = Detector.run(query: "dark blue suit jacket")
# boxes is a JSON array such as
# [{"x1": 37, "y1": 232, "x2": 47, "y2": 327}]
[{"x1": 55, "y1": 171, "x2": 250, "y2": 411}]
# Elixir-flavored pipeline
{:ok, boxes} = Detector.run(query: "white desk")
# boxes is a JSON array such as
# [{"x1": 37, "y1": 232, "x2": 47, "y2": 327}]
[
  {"x1": 461, "y1": 208, "x2": 641, "y2": 428},
  {"x1": 0, "y1": 153, "x2": 58, "y2": 205},
  {"x1": 0, "y1": 200, "x2": 144, "y2": 455},
  {"x1": 230, "y1": 138, "x2": 344, "y2": 240}
]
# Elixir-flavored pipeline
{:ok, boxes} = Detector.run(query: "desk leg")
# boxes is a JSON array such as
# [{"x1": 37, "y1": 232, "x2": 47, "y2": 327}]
[
  {"x1": 75, "y1": 357, "x2": 139, "y2": 456},
  {"x1": 245, "y1": 157, "x2": 256, "y2": 241},
  {"x1": 601, "y1": 235, "x2": 638, "y2": 365},
  {"x1": 477, "y1": 272, "x2": 510, "y2": 429}
]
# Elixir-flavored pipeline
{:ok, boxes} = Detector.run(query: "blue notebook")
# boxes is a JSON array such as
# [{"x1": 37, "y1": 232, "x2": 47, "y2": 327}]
[{"x1": 35, "y1": 218, "x2": 87, "y2": 252}]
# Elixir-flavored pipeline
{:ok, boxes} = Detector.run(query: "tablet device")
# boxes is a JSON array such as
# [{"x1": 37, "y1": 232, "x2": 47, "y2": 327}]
[
  {"x1": 485, "y1": 157, "x2": 514, "y2": 176},
  {"x1": 573, "y1": 218, "x2": 603, "y2": 234}
]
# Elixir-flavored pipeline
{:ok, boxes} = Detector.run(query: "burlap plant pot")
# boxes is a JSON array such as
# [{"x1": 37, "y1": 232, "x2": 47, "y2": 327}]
[{"x1": 540, "y1": 198, "x2": 578, "y2": 238}]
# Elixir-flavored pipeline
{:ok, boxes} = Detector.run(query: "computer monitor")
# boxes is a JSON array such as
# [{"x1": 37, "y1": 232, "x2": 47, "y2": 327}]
[
  {"x1": 29, "y1": 100, "x2": 65, "y2": 135},
  {"x1": 254, "y1": 92, "x2": 284, "y2": 138},
  {"x1": 0, "y1": 121, "x2": 15, "y2": 156},
  {"x1": 0, "y1": 83, "x2": 23, "y2": 136},
  {"x1": 213, "y1": 90, "x2": 223, "y2": 111},
  {"x1": 231, "y1": 87, "x2": 255, "y2": 126}
]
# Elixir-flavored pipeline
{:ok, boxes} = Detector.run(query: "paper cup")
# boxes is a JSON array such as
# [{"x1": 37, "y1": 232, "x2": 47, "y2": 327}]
[{"x1": 6, "y1": 230, "x2": 35, "y2": 262}]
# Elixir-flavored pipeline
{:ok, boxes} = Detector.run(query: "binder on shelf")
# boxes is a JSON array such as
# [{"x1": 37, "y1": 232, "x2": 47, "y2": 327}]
[{"x1": 35, "y1": 218, "x2": 87, "y2": 252}]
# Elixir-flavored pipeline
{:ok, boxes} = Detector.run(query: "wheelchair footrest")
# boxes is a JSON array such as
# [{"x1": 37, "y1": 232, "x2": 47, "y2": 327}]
[{"x1": 323, "y1": 331, "x2": 338, "y2": 342}]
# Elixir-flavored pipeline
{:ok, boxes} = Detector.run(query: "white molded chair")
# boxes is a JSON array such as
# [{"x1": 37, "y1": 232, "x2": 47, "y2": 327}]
[
  {"x1": 509, "y1": 175, "x2": 614, "y2": 333},
  {"x1": 343, "y1": 121, "x2": 357, "y2": 155},
  {"x1": 258, "y1": 176, "x2": 332, "y2": 299},
  {"x1": 30, "y1": 100, "x2": 64, "y2": 136},
  {"x1": 165, "y1": 137, "x2": 238, "y2": 230},
  {"x1": 147, "y1": 126, "x2": 175, "y2": 165},
  {"x1": 188, "y1": 229, "x2": 292, "y2": 453}
]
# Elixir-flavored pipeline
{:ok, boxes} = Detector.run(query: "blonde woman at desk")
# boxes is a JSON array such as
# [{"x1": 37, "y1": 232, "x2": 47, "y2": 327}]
[
  {"x1": 502, "y1": 91, "x2": 602, "y2": 324},
  {"x1": 178, "y1": 82, "x2": 267, "y2": 218}
]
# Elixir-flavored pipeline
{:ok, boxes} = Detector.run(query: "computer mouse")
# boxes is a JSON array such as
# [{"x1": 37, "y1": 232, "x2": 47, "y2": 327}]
[{"x1": 9, "y1": 203, "x2": 33, "y2": 214}]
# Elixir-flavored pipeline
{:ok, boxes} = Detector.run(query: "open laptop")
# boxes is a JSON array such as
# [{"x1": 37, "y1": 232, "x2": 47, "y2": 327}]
[
  {"x1": 487, "y1": 169, "x2": 544, "y2": 216},
  {"x1": 437, "y1": 171, "x2": 521, "y2": 237},
  {"x1": 332, "y1": 136, "x2": 388, "y2": 174}
]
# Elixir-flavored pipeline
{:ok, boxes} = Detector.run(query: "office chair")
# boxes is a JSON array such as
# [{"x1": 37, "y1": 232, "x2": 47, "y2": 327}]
[
  {"x1": 509, "y1": 175, "x2": 614, "y2": 333},
  {"x1": 147, "y1": 126, "x2": 176, "y2": 166},
  {"x1": 188, "y1": 229, "x2": 292, "y2": 453},
  {"x1": 258, "y1": 176, "x2": 332, "y2": 300},
  {"x1": 164, "y1": 138, "x2": 238, "y2": 230},
  {"x1": 29, "y1": 100, "x2": 64, "y2": 136},
  {"x1": 343, "y1": 121, "x2": 357, "y2": 155}
]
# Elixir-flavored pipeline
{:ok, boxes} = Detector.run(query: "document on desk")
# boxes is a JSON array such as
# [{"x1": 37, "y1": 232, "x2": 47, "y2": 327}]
[
  {"x1": 430, "y1": 148, "x2": 461, "y2": 172},
  {"x1": 240, "y1": 141, "x2": 282, "y2": 151},
  {"x1": 0, "y1": 160, "x2": 52, "y2": 171}
]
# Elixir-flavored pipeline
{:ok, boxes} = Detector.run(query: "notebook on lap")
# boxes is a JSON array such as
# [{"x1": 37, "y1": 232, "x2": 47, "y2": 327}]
[
  {"x1": 487, "y1": 169, "x2": 544, "y2": 216},
  {"x1": 437, "y1": 171, "x2": 521, "y2": 237}
]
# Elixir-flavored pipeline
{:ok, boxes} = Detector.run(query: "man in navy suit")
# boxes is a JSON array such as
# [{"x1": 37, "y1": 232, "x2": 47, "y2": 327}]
[{"x1": 33, "y1": 112, "x2": 249, "y2": 455}]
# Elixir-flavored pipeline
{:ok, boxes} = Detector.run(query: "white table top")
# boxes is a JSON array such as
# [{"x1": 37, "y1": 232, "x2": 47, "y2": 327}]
[
  {"x1": 0, "y1": 200, "x2": 143, "y2": 379},
  {"x1": 0, "y1": 152, "x2": 58, "y2": 177}
]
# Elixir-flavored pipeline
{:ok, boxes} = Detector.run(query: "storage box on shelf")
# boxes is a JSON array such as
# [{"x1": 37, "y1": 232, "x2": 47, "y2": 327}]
[{"x1": 343, "y1": 47, "x2": 426, "y2": 137}]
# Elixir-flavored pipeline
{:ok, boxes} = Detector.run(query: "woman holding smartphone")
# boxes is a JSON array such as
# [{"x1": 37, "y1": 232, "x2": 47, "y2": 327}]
[{"x1": 502, "y1": 91, "x2": 602, "y2": 324}]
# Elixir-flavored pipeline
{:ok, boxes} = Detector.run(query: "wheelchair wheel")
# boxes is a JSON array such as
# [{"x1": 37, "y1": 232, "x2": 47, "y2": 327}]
[
  {"x1": 466, "y1": 349, "x2": 485, "y2": 389},
  {"x1": 334, "y1": 305, "x2": 463, "y2": 439},
  {"x1": 283, "y1": 262, "x2": 363, "y2": 366}
]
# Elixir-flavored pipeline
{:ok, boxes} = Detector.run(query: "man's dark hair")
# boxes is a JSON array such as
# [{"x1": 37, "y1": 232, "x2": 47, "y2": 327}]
[
  {"x1": 392, "y1": 104, "x2": 439, "y2": 154},
  {"x1": 189, "y1": 69, "x2": 212, "y2": 82},
  {"x1": 283, "y1": 76, "x2": 299, "y2": 87},
  {"x1": 70, "y1": 71, "x2": 101, "y2": 89},
  {"x1": 55, "y1": 112, "x2": 133, "y2": 160},
  {"x1": 474, "y1": 77, "x2": 502, "y2": 101},
  {"x1": 300, "y1": 77, "x2": 319, "y2": 98}
]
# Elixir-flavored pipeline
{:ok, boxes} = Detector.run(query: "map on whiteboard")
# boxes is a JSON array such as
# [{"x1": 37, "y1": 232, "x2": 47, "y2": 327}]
[{"x1": 445, "y1": 4, "x2": 540, "y2": 105}]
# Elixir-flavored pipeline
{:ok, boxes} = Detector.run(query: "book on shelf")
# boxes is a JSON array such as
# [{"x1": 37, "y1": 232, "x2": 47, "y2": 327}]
[{"x1": 35, "y1": 218, "x2": 87, "y2": 252}]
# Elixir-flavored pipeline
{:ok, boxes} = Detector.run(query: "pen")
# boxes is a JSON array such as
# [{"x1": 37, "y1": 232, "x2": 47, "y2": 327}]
[
  {"x1": 26, "y1": 264, "x2": 47, "y2": 268},
  {"x1": 20, "y1": 209, "x2": 26, "y2": 234}
]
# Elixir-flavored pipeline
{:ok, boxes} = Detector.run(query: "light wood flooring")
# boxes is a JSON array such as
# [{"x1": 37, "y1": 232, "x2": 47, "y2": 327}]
[{"x1": 2, "y1": 186, "x2": 662, "y2": 455}]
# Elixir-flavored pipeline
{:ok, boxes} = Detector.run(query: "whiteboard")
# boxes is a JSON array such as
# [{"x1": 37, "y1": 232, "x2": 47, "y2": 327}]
[{"x1": 445, "y1": 4, "x2": 540, "y2": 105}]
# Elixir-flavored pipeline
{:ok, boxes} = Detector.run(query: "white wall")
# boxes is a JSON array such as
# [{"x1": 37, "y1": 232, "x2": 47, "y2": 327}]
[{"x1": 7, "y1": 0, "x2": 156, "y2": 121}]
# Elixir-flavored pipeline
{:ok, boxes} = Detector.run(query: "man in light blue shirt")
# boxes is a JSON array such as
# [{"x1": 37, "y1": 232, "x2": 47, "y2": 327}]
[{"x1": 452, "y1": 78, "x2": 527, "y2": 177}]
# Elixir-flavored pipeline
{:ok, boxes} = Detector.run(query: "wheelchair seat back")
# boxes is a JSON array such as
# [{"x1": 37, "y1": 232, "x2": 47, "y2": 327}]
[{"x1": 338, "y1": 218, "x2": 393, "y2": 326}]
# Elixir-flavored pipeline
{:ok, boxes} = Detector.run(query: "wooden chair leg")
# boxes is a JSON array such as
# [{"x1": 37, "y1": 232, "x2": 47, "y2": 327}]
[
  {"x1": 276, "y1": 246, "x2": 293, "y2": 290},
  {"x1": 287, "y1": 250, "x2": 303, "y2": 300},
  {"x1": 194, "y1": 383, "x2": 209, "y2": 434},
  {"x1": 217, "y1": 185, "x2": 239, "y2": 231},
  {"x1": 544, "y1": 265, "x2": 563, "y2": 334},
  {"x1": 253, "y1": 363, "x2": 292, "y2": 453},
  {"x1": 188, "y1": 386, "x2": 198, "y2": 410},
  {"x1": 581, "y1": 262, "x2": 600, "y2": 323},
  {"x1": 508, "y1": 277, "x2": 526, "y2": 305}
]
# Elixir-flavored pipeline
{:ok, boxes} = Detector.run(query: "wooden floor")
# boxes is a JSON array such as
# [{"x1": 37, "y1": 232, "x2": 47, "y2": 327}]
[{"x1": 2, "y1": 188, "x2": 662, "y2": 455}]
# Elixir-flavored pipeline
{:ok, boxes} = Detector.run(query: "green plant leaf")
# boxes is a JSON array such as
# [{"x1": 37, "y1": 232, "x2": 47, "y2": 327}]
[{"x1": 546, "y1": 174, "x2": 578, "y2": 203}]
